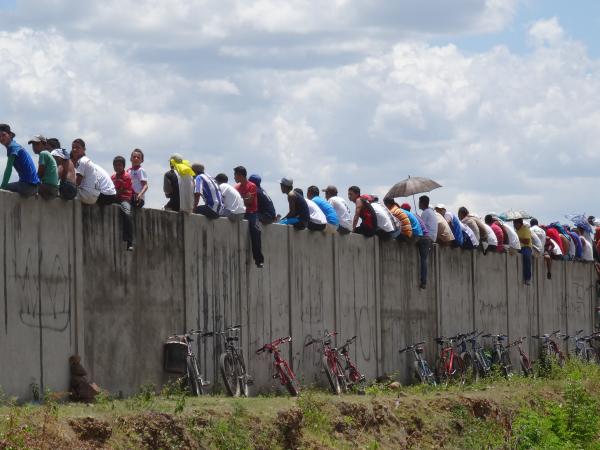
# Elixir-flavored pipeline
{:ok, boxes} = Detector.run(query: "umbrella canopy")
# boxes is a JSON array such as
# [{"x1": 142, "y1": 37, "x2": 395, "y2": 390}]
[
  {"x1": 385, "y1": 176, "x2": 442, "y2": 199},
  {"x1": 565, "y1": 213, "x2": 593, "y2": 234},
  {"x1": 498, "y1": 209, "x2": 532, "y2": 221}
]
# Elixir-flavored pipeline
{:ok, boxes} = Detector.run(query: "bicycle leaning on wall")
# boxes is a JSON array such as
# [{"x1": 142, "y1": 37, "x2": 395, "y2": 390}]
[{"x1": 215, "y1": 325, "x2": 252, "y2": 397}]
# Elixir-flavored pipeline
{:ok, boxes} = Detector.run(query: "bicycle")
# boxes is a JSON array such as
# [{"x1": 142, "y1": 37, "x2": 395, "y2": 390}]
[
  {"x1": 337, "y1": 336, "x2": 366, "y2": 390},
  {"x1": 215, "y1": 325, "x2": 252, "y2": 397},
  {"x1": 482, "y1": 334, "x2": 512, "y2": 377},
  {"x1": 305, "y1": 331, "x2": 346, "y2": 394},
  {"x1": 460, "y1": 331, "x2": 491, "y2": 382},
  {"x1": 256, "y1": 336, "x2": 300, "y2": 396},
  {"x1": 163, "y1": 329, "x2": 214, "y2": 396},
  {"x1": 506, "y1": 336, "x2": 533, "y2": 376},
  {"x1": 532, "y1": 330, "x2": 565, "y2": 369},
  {"x1": 399, "y1": 341, "x2": 436, "y2": 386},
  {"x1": 562, "y1": 330, "x2": 597, "y2": 363},
  {"x1": 434, "y1": 335, "x2": 465, "y2": 385}
]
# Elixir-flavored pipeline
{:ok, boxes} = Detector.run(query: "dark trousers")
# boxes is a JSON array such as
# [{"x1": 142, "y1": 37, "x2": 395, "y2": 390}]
[
  {"x1": 97, "y1": 193, "x2": 117, "y2": 206},
  {"x1": 194, "y1": 205, "x2": 220, "y2": 219},
  {"x1": 355, "y1": 224, "x2": 376, "y2": 237},
  {"x1": 521, "y1": 247, "x2": 532, "y2": 283},
  {"x1": 59, "y1": 180, "x2": 77, "y2": 200},
  {"x1": 307, "y1": 222, "x2": 326, "y2": 231},
  {"x1": 416, "y1": 237, "x2": 432, "y2": 286},
  {"x1": 119, "y1": 200, "x2": 134, "y2": 244},
  {"x1": 245, "y1": 213, "x2": 264, "y2": 265}
]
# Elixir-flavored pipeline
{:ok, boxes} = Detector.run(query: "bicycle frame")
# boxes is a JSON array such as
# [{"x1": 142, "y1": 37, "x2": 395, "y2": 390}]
[
  {"x1": 399, "y1": 341, "x2": 436, "y2": 385},
  {"x1": 305, "y1": 331, "x2": 346, "y2": 393},
  {"x1": 257, "y1": 336, "x2": 297, "y2": 390},
  {"x1": 435, "y1": 335, "x2": 463, "y2": 381},
  {"x1": 165, "y1": 329, "x2": 214, "y2": 394},
  {"x1": 337, "y1": 336, "x2": 365, "y2": 386}
]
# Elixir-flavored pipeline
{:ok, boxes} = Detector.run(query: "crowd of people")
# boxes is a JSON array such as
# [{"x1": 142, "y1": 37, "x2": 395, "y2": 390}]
[{"x1": 1, "y1": 123, "x2": 597, "y2": 287}]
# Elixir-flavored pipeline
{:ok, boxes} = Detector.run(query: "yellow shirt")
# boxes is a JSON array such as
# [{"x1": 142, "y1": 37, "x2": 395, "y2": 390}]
[{"x1": 517, "y1": 225, "x2": 532, "y2": 248}]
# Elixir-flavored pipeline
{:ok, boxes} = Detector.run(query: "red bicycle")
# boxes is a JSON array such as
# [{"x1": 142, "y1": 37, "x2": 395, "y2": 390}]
[
  {"x1": 338, "y1": 336, "x2": 366, "y2": 390},
  {"x1": 256, "y1": 336, "x2": 300, "y2": 396},
  {"x1": 305, "y1": 331, "x2": 346, "y2": 394},
  {"x1": 435, "y1": 335, "x2": 465, "y2": 385}
]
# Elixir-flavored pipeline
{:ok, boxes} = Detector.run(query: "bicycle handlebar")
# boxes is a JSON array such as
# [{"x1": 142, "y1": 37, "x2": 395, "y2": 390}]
[
  {"x1": 256, "y1": 336, "x2": 292, "y2": 354},
  {"x1": 399, "y1": 341, "x2": 425, "y2": 353}
]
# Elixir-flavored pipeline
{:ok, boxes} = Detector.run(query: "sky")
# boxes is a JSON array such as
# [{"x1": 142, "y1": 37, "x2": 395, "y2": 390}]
[{"x1": 0, "y1": 0, "x2": 599, "y2": 223}]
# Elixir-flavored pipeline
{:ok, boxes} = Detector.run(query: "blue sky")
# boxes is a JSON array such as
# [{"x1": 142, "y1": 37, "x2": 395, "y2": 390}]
[{"x1": 0, "y1": 1, "x2": 599, "y2": 223}]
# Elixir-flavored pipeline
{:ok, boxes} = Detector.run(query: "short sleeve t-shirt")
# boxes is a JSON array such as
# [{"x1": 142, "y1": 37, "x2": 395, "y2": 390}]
[
  {"x1": 311, "y1": 196, "x2": 339, "y2": 226},
  {"x1": 516, "y1": 225, "x2": 532, "y2": 248},
  {"x1": 306, "y1": 199, "x2": 327, "y2": 225},
  {"x1": 219, "y1": 183, "x2": 246, "y2": 215},
  {"x1": 420, "y1": 208, "x2": 438, "y2": 241},
  {"x1": 76, "y1": 156, "x2": 99, "y2": 195},
  {"x1": 7, "y1": 141, "x2": 39, "y2": 185},
  {"x1": 328, "y1": 196, "x2": 352, "y2": 230},
  {"x1": 38, "y1": 150, "x2": 59, "y2": 187},
  {"x1": 235, "y1": 181, "x2": 258, "y2": 213},
  {"x1": 93, "y1": 164, "x2": 117, "y2": 195},
  {"x1": 127, "y1": 166, "x2": 148, "y2": 196},
  {"x1": 371, "y1": 203, "x2": 395, "y2": 232}
]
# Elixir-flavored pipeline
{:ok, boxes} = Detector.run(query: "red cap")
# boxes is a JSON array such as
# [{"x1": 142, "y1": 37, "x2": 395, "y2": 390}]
[{"x1": 400, "y1": 202, "x2": 411, "y2": 211}]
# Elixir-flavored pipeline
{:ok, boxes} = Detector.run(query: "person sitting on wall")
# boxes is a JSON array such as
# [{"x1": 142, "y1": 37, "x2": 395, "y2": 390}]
[
  {"x1": 383, "y1": 197, "x2": 412, "y2": 242},
  {"x1": 434, "y1": 204, "x2": 463, "y2": 248},
  {"x1": 71, "y1": 138, "x2": 116, "y2": 205},
  {"x1": 234, "y1": 166, "x2": 264, "y2": 268},
  {"x1": 371, "y1": 200, "x2": 400, "y2": 240},
  {"x1": 28, "y1": 135, "x2": 59, "y2": 199},
  {"x1": 163, "y1": 159, "x2": 180, "y2": 212},
  {"x1": 279, "y1": 177, "x2": 310, "y2": 230},
  {"x1": 307, "y1": 185, "x2": 338, "y2": 232},
  {"x1": 111, "y1": 156, "x2": 135, "y2": 251},
  {"x1": 347, "y1": 186, "x2": 378, "y2": 237},
  {"x1": 0, "y1": 124, "x2": 40, "y2": 197},
  {"x1": 49, "y1": 138, "x2": 77, "y2": 200},
  {"x1": 485, "y1": 214, "x2": 505, "y2": 252},
  {"x1": 249, "y1": 174, "x2": 276, "y2": 225},
  {"x1": 215, "y1": 173, "x2": 246, "y2": 220},
  {"x1": 191, "y1": 163, "x2": 223, "y2": 219},
  {"x1": 514, "y1": 218, "x2": 533, "y2": 286},
  {"x1": 323, "y1": 185, "x2": 353, "y2": 234},
  {"x1": 295, "y1": 187, "x2": 327, "y2": 231}
]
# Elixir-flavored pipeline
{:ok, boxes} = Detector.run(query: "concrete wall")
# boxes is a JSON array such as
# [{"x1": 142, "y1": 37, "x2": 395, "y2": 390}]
[{"x1": 0, "y1": 190, "x2": 597, "y2": 398}]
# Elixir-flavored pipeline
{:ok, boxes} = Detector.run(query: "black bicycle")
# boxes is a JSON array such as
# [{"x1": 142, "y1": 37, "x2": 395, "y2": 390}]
[
  {"x1": 483, "y1": 333, "x2": 512, "y2": 377},
  {"x1": 164, "y1": 329, "x2": 214, "y2": 396},
  {"x1": 216, "y1": 325, "x2": 252, "y2": 397},
  {"x1": 460, "y1": 331, "x2": 491, "y2": 382},
  {"x1": 399, "y1": 341, "x2": 436, "y2": 386}
]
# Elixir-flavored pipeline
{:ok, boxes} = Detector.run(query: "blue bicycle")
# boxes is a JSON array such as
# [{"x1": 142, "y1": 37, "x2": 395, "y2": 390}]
[{"x1": 399, "y1": 342, "x2": 436, "y2": 386}]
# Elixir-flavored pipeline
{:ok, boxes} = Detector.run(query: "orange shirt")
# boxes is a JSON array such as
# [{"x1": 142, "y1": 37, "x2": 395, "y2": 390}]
[{"x1": 389, "y1": 205, "x2": 412, "y2": 238}]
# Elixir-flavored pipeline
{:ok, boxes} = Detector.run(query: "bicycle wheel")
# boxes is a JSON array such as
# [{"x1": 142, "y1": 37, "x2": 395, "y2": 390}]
[
  {"x1": 586, "y1": 348, "x2": 598, "y2": 364},
  {"x1": 435, "y1": 357, "x2": 449, "y2": 385},
  {"x1": 500, "y1": 351, "x2": 513, "y2": 377},
  {"x1": 236, "y1": 352, "x2": 251, "y2": 397},
  {"x1": 475, "y1": 351, "x2": 490, "y2": 378},
  {"x1": 322, "y1": 355, "x2": 341, "y2": 395},
  {"x1": 220, "y1": 352, "x2": 240, "y2": 397},
  {"x1": 556, "y1": 351, "x2": 566, "y2": 368},
  {"x1": 187, "y1": 356, "x2": 202, "y2": 396},
  {"x1": 520, "y1": 355, "x2": 533, "y2": 377},
  {"x1": 335, "y1": 359, "x2": 348, "y2": 393},
  {"x1": 278, "y1": 364, "x2": 300, "y2": 397},
  {"x1": 461, "y1": 353, "x2": 478, "y2": 383}
]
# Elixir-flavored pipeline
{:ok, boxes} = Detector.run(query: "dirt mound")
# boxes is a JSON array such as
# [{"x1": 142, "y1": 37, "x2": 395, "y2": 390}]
[
  {"x1": 69, "y1": 417, "x2": 112, "y2": 446},
  {"x1": 277, "y1": 407, "x2": 304, "y2": 449},
  {"x1": 117, "y1": 412, "x2": 191, "y2": 449}
]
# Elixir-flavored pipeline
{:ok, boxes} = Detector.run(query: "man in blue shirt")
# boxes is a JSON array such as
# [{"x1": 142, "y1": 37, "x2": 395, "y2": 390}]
[
  {"x1": 307, "y1": 185, "x2": 339, "y2": 228},
  {"x1": 0, "y1": 124, "x2": 40, "y2": 197}
]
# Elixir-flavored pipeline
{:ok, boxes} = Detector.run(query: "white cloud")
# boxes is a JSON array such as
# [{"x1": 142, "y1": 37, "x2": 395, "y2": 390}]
[
  {"x1": 197, "y1": 79, "x2": 241, "y2": 95},
  {"x1": 529, "y1": 17, "x2": 564, "y2": 47}
]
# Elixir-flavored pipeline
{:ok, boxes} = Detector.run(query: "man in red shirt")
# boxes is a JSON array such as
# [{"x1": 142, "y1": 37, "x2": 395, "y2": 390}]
[
  {"x1": 111, "y1": 156, "x2": 135, "y2": 251},
  {"x1": 485, "y1": 214, "x2": 505, "y2": 252},
  {"x1": 234, "y1": 166, "x2": 264, "y2": 268}
]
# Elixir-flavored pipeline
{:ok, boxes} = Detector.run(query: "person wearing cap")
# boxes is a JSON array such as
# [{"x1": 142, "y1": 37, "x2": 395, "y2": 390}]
[
  {"x1": 29, "y1": 135, "x2": 59, "y2": 199},
  {"x1": 248, "y1": 174, "x2": 276, "y2": 225},
  {"x1": 234, "y1": 166, "x2": 264, "y2": 268},
  {"x1": 0, "y1": 124, "x2": 40, "y2": 197},
  {"x1": 514, "y1": 218, "x2": 533, "y2": 286},
  {"x1": 307, "y1": 185, "x2": 338, "y2": 232},
  {"x1": 323, "y1": 185, "x2": 352, "y2": 234},
  {"x1": 191, "y1": 163, "x2": 223, "y2": 219},
  {"x1": 214, "y1": 173, "x2": 245, "y2": 220},
  {"x1": 49, "y1": 139, "x2": 77, "y2": 200},
  {"x1": 279, "y1": 177, "x2": 310, "y2": 230}
]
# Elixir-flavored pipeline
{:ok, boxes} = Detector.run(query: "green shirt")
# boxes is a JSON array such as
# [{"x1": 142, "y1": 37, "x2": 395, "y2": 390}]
[{"x1": 39, "y1": 151, "x2": 59, "y2": 187}]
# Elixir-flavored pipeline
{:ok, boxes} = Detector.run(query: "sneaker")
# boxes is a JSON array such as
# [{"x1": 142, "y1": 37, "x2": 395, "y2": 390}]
[
  {"x1": 126, "y1": 243, "x2": 134, "y2": 251},
  {"x1": 524, "y1": 280, "x2": 531, "y2": 286},
  {"x1": 547, "y1": 272, "x2": 552, "y2": 280},
  {"x1": 256, "y1": 262, "x2": 264, "y2": 268},
  {"x1": 419, "y1": 283, "x2": 426, "y2": 290}
]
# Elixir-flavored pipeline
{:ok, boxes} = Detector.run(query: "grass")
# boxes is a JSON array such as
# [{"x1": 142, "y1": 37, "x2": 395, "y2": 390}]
[{"x1": 1, "y1": 360, "x2": 600, "y2": 448}]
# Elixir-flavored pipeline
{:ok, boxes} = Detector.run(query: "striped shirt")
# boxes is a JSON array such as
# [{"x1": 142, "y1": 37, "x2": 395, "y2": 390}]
[
  {"x1": 389, "y1": 205, "x2": 412, "y2": 238},
  {"x1": 194, "y1": 173, "x2": 223, "y2": 213}
]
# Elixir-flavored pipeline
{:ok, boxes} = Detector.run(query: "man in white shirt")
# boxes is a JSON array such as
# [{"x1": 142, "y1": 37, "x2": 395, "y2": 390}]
[
  {"x1": 323, "y1": 185, "x2": 352, "y2": 234},
  {"x1": 576, "y1": 226, "x2": 594, "y2": 261},
  {"x1": 295, "y1": 188, "x2": 327, "y2": 231},
  {"x1": 529, "y1": 219, "x2": 547, "y2": 255},
  {"x1": 482, "y1": 222, "x2": 498, "y2": 253},
  {"x1": 418, "y1": 195, "x2": 438, "y2": 242},
  {"x1": 71, "y1": 138, "x2": 116, "y2": 205},
  {"x1": 371, "y1": 202, "x2": 398, "y2": 240},
  {"x1": 215, "y1": 173, "x2": 245, "y2": 221},
  {"x1": 498, "y1": 220, "x2": 521, "y2": 254}
]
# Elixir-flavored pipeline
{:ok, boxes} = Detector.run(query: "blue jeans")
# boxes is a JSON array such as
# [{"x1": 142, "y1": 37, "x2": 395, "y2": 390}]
[
  {"x1": 416, "y1": 237, "x2": 432, "y2": 286},
  {"x1": 520, "y1": 247, "x2": 532, "y2": 283}
]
